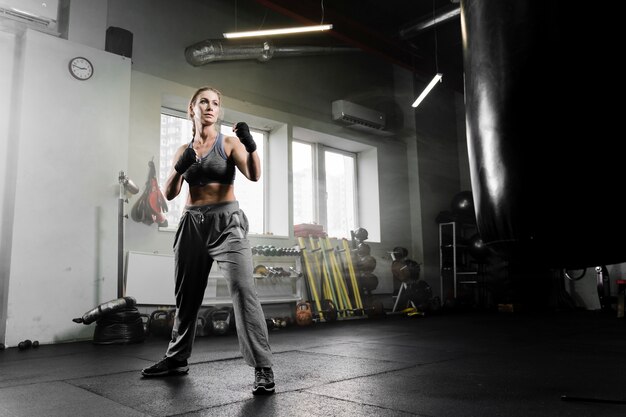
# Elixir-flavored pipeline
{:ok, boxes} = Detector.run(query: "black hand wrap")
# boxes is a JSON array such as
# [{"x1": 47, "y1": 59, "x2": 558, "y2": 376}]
[
  {"x1": 174, "y1": 147, "x2": 198, "y2": 174},
  {"x1": 235, "y1": 122, "x2": 257, "y2": 153}
]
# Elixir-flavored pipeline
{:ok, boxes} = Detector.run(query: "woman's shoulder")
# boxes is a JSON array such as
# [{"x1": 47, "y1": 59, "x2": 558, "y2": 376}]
[
  {"x1": 221, "y1": 133, "x2": 240, "y2": 150},
  {"x1": 221, "y1": 133, "x2": 238, "y2": 143}
]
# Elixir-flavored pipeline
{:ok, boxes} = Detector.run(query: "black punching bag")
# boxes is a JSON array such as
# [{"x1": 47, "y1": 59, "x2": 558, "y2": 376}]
[{"x1": 461, "y1": 0, "x2": 624, "y2": 269}]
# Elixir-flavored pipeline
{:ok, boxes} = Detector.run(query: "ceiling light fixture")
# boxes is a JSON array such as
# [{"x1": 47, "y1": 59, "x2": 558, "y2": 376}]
[
  {"x1": 412, "y1": 73, "x2": 442, "y2": 108},
  {"x1": 223, "y1": 24, "x2": 332, "y2": 39},
  {"x1": 412, "y1": 0, "x2": 443, "y2": 109}
]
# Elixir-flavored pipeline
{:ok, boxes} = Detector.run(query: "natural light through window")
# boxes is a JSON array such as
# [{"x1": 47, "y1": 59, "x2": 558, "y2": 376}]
[
  {"x1": 291, "y1": 141, "x2": 357, "y2": 239},
  {"x1": 220, "y1": 124, "x2": 265, "y2": 235},
  {"x1": 324, "y1": 149, "x2": 356, "y2": 238},
  {"x1": 159, "y1": 112, "x2": 191, "y2": 228},
  {"x1": 292, "y1": 141, "x2": 314, "y2": 225}
]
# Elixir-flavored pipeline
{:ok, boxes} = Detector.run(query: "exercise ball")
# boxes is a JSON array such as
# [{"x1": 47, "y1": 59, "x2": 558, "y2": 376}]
[
  {"x1": 467, "y1": 234, "x2": 490, "y2": 262},
  {"x1": 451, "y1": 191, "x2": 475, "y2": 218}
]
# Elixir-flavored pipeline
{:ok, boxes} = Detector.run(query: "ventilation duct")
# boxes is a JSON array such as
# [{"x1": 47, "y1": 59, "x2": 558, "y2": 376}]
[{"x1": 185, "y1": 39, "x2": 357, "y2": 66}]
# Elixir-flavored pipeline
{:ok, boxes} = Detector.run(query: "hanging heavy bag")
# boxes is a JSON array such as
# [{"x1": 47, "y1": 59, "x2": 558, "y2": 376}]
[
  {"x1": 131, "y1": 159, "x2": 168, "y2": 227},
  {"x1": 147, "y1": 166, "x2": 168, "y2": 227}
]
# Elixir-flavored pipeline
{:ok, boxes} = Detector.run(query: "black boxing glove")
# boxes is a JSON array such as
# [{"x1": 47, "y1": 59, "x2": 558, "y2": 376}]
[
  {"x1": 174, "y1": 147, "x2": 198, "y2": 174},
  {"x1": 234, "y1": 122, "x2": 257, "y2": 153}
]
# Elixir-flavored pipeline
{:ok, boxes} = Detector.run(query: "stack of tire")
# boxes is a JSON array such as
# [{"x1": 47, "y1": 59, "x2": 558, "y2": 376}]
[{"x1": 88, "y1": 297, "x2": 147, "y2": 345}]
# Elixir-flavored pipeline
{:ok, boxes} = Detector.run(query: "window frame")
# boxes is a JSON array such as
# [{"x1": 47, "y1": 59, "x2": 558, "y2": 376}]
[
  {"x1": 219, "y1": 120, "x2": 269, "y2": 235},
  {"x1": 291, "y1": 139, "x2": 360, "y2": 239},
  {"x1": 158, "y1": 109, "x2": 269, "y2": 235},
  {"x1": 319, "y1": 144, "x2": 359, "y2": 238}
]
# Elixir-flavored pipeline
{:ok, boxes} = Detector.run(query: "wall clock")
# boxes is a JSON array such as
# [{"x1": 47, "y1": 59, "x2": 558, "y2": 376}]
[{"x1": 68, "y1": 57, "x2": 94, "y2": 80}]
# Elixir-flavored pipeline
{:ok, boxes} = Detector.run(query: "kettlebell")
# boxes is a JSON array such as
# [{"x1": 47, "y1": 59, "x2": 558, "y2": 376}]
[
  {"x1": 211, "y1": 308, "x2": 231, "y2": 336},
  {"x1": 149, "y1": 310, "x2": 174, "y2": 338},
  {"x1": 295, "y1": 301, "x2": 313, "y2": 326},
  {"x1": 321, "y1": 299, "x2": 338, "y2": 322}
]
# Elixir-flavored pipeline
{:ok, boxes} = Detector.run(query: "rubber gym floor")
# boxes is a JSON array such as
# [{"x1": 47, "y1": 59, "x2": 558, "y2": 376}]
[{"x1": 1, "y1": 309, "x2": 625, "y2": 417}]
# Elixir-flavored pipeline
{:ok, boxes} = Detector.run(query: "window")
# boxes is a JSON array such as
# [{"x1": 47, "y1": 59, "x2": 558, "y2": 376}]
[
  {"x1": 324, "y1": 149, "x2": 356, "y2": 239},
  {"x1": 292, "y1": 141, "x2": 358, "y2": 239},
  {"x1": 219, "y1": 123, "x2": 265, "y2": 235},
  {"x1": 159, "y1": 110, "x2": 191, "y2": 228},
  {"x1": 292, "y1": 141, "x2": 314, "y2": 225},
  {"x1": 159, "y1": 111, "x2": 265, "y2": 234}
]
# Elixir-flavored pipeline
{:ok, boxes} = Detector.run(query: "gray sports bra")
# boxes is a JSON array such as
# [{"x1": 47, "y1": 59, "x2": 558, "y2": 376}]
[{"x1": 182, "y1": 133, "x2": 236, "y2": 186}]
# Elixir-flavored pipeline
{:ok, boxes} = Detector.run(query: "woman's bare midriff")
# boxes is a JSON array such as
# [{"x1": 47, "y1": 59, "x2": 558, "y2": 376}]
[{"x1": 187, "y1": 183, "x2": 236, "y2": 206}]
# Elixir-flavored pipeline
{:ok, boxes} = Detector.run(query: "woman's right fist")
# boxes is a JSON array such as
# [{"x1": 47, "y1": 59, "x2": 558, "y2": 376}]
[{"x1": 174, "y1": 147, "x2": 198, "y2": 174}]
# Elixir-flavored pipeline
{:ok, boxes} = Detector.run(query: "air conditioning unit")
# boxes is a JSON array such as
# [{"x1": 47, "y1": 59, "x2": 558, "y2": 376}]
[
  {"x1": 0, "y1": 0, "x2": 58, "y2": 31},
  {"x1": 332, "y1": 100, "x2": 386, "y2": 130}
]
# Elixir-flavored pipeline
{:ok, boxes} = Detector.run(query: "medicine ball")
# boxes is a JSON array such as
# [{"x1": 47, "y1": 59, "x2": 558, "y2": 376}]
[
  {"x1": 357, "y1": 242, "x2": 371, "y2": 256},
  {"x1": 358, "y1": 255, "x2": 377, "y2": 273},
  {"x1": 352, "y1": 227, "x2": 369, "y2": 242},
  {"x1": 359, "y1": 272, "x2": 379, "y2": 291}
]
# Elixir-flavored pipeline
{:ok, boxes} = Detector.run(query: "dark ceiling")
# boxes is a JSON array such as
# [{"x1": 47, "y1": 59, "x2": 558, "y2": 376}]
[{"x1": 253, "y1": 0, "x2": 465, "y2": 93}]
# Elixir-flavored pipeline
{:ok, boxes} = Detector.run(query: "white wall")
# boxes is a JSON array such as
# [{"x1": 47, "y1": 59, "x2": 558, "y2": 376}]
[
  {"x1": 67, "y1": 0, "x2": 107, "y2": 50},
  {"x1": 2, "y1": 29, "x2": 130, "y2": 346},
  {"x1": 0, "y1": 26, "x2": 20, "y2": 343}
]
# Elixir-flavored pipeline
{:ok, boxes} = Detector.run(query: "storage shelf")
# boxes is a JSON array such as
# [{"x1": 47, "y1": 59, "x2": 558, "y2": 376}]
[{"x1": 439, "y1": 221, "x2": 479, "y2": 302}]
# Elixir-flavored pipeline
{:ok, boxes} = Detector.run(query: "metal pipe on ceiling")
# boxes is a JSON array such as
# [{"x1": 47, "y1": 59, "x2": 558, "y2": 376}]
[{"x1": 185, "y1": 39, "x2": 358, "y2": 66}]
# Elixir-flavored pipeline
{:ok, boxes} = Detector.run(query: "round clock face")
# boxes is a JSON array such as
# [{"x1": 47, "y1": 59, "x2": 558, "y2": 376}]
[{"x1": 69, "y1": 57, "x2": 94, "y2": 80}]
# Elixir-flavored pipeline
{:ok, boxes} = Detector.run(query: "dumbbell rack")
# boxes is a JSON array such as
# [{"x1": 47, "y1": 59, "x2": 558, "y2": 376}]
[{"x1": 252, "y1": 255, "x2": 304, "y2": 305}]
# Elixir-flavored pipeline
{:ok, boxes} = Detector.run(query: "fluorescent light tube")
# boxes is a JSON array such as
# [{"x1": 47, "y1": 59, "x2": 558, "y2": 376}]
[
  {"x1": 412, "y1": 73, "x2": 443, "y2": 108},
  {"x1": 224, "y1": 24, "x2": 333, "y2": 39}
]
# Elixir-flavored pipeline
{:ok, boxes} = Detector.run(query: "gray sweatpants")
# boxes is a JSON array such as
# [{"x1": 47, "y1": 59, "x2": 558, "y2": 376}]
[{"x1": 165, "y1": 201, "x2": 273, "y2": 368}]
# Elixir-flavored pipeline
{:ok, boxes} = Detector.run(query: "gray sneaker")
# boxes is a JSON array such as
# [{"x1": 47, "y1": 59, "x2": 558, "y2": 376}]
[
  {"x1": 141, "y1": 357, "x2": 189, "y2": 377},
  {"x1": 253, "y1": 367, "x2": 275, "y2": 394}
]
